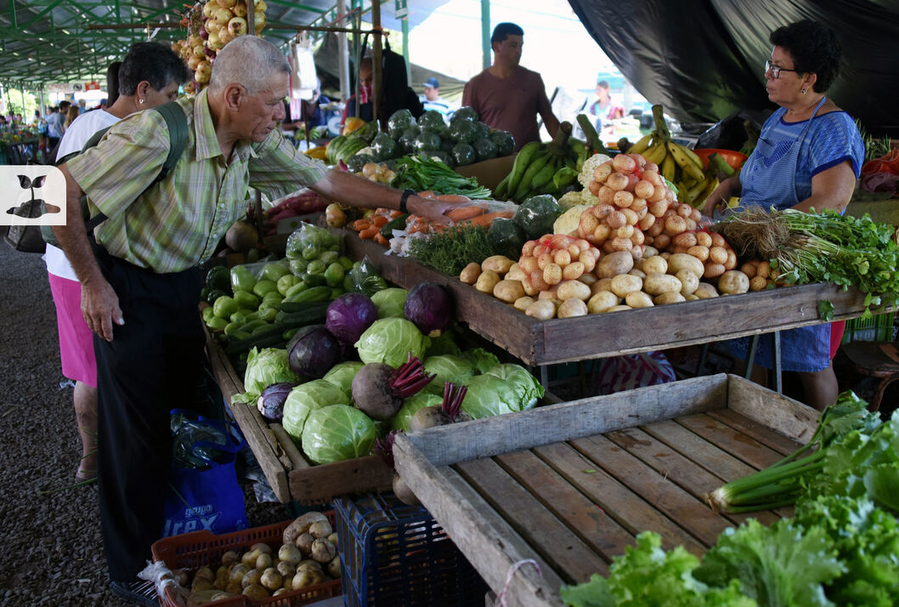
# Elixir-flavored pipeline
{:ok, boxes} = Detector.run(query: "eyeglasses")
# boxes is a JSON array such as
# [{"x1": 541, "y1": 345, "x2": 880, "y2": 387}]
[{"x1": 765, "y1": 61, "x2": 800, "y2": 79}]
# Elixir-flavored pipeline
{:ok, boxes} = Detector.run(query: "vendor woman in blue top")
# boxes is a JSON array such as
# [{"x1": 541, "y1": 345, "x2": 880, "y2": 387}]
[{"x1": 703, "y1": 20, "x2": 864, "y2": 411}]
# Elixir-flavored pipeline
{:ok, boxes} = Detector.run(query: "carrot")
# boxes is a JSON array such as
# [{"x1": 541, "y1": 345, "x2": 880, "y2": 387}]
[
  {"x1": 374, "y1": 233, "x2": 389, "y2": 246},
  {"x1": 389, "y1": 210, "x2": 404, "y2": 218},
  {"x1": 465, "y1": 210, "x2": 515, "y2": 227},
  {"x1": 359, "y1": 227, "x2": 380, "y2": 239},
  {"x1": 436, "y1": 194, "x2": 472, "y2": 203},
  {"x1": 446, "y1": 205, "x2": 487, "y2": 222},
  {"x1": 353, "y1": 218, "x2": 371, "y2": 231},
  {"x1": 372, "y1": 215, "x2": 390, "y2": 228}
]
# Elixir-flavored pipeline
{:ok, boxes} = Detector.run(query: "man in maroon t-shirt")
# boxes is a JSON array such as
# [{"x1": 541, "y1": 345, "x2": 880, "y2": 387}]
[{"x1": 462, "y1": 22, "x2": 560, "y2": 152}]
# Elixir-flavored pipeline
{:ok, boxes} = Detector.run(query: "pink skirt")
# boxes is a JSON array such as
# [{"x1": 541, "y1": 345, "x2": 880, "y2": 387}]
[{"x1": 48, "y1": 273, "x2": 97, "y2": 387}]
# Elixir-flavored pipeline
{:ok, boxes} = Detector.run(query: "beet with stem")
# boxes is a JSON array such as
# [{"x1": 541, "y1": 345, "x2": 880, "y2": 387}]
[
  {"x1": 352, "y1": 353, "x2": 435, "y2": 421},
  {"x1": 410, "y1": 382, "x2": 470, "y2": 431}
]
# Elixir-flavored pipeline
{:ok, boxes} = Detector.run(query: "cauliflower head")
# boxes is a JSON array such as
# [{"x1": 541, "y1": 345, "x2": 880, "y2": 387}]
[{"x1": 577, "y1": 153, "x2": 612, "y2": 190}]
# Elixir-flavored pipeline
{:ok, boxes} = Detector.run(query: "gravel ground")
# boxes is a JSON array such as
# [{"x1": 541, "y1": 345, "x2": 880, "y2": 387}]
[{"x1": 0, "y1": 243, "x2": 288, "y2": 606}]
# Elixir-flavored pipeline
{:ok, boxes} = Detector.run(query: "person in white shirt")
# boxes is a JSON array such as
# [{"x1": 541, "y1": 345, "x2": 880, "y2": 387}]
[
  {"x1": 45, "y1": 41, "x2": 189, "y2": 487},
  {"x1": 421, "y1": 77, "x2": 452, "y2": 118}
]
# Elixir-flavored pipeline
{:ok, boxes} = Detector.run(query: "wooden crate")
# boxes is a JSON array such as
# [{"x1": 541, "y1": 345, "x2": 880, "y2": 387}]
[
  {"x1": 339, "y1": 229, "x2": 881, "y2": 366},
  {"x1": 205, "y1": 328, "x2": 394, "y2": 504},
  {"x1": 392, "y1": 374, "x2": 819, "y2": 607}
]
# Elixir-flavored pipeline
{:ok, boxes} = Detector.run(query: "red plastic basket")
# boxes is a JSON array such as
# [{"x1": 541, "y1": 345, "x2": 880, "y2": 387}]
[
  {"x1": 692, "y1": 148, "x2": 748, "y2": 170},
  {"x1": 151, "y1": 514, "x2": 341, "y2": 606}
]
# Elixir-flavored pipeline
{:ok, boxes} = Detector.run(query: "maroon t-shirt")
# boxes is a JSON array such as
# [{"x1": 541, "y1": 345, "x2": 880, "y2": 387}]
[{"x1": 462, "y1": 66, "x2": 552, "y2": 152}]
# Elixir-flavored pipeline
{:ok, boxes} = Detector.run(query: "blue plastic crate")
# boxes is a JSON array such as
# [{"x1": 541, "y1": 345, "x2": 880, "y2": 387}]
[{"x1": 334, "y1": 492, "x2": 488, "y2": 607}]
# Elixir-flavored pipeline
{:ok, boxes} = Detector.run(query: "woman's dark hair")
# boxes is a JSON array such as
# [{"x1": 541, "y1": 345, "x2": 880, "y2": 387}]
[
  {"x1": 770, "y1": 20, "x2": 842, "y2": 93},
  {"x1": 491, "y1": 22, "x2": 524, "y2": 46},
  {"x1": 106, "y1": 61, "x2": 122, "y2": 106},
  {"x1": 118, "y1": 42, "x2": 191, "y2": 97}
]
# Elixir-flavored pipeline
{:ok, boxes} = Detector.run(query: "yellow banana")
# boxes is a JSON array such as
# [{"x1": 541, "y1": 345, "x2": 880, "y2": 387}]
[
  {"x1": 677, "y1": 143, "x2": 705, "y2": 171},
  {"x1": 693, "y1": 175, "x2": 720, "y2": 208},
  {"x1": 642, "y1": 142, "x2": 668, "y2": 165},
  {"x1": 661, "y1": 153, "x2": 677, "y2": 182},
  {"x1": 628, "y1": 133, "x2": 653, "y2": 155},
  {"x1": 685, "y1": 174, "x2": 714, "y2": 206},
  {"x1": 666, "y1": 141, "x2": 705, "y2": 182}
]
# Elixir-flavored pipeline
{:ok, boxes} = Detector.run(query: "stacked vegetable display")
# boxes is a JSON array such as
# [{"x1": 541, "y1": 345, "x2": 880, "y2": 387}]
[
  {"x1": 231, "y1": 281, "x2": 544, "y2": 468},
  {"x1": 560, "y1": 392, "x2": 899, "y2": 607}
]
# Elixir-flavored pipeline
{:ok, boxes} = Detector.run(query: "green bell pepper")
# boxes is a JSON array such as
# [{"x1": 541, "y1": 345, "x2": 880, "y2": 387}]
[
  {"x1": 212, "y1": 295, "x2": 239, "y2": 319},
  {"x1": 230, "y1": 265, "x2": 257, "y2": 293}
]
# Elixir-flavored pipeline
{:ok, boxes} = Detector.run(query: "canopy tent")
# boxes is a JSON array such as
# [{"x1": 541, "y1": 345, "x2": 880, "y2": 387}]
[{"x1": 568, "y1": 0, "x2": 899, "y2": 136}]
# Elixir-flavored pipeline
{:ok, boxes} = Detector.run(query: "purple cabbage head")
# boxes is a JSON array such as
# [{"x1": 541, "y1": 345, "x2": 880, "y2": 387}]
[
  {"x1": 404, "y1": 283, "x2": 452, "y2": 335},
  {"x1": 325, "y1": 292, "x2": 379, "y2": 346},
  {"x1": 257, "y1": 382, "x2": 298, "y2": 422},
  {"x1": 287, "y1": 325, "x2": 343, "y2": 380}
]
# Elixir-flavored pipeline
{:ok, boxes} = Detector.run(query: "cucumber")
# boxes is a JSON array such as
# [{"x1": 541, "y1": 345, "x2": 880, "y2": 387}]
[
  {"x1": 224, "y1": 324, "x2": 289, "y2": 357},
  {"x1": 380, "y1": 214, "x2": 409, "y2": 239},
  {"x1": 275, "y1": 301, "x2": 330, "y2": 327},
  {"x1": 283, "y1": 285, "x2": 331, "y2": 304}
]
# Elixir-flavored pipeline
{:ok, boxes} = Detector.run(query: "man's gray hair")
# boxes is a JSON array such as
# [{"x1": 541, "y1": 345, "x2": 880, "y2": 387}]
[{"x1": 209, "y1": 36, "x2": 290, "y2": 94}]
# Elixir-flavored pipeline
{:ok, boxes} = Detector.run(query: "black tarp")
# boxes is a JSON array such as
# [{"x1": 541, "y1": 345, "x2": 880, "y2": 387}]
[{"x1": 568, "y1": 0, "x2": 899, "y2": 136}]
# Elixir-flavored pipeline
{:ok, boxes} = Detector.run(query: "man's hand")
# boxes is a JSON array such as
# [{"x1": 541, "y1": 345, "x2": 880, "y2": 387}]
[
  {"x1": 81, "y1": 278, "x2": 124, "y2": 342},
  {"x1": 407, "y1": 195, "x2": 466, "y2": 224}
]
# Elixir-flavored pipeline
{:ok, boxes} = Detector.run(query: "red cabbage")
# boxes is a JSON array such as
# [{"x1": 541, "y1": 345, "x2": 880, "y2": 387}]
[
  {"x1": 404, "y1": 283, "x2": 452, "y2": 336},
  {"x1": 325, "y1": 293, "x2": 379, "y2": 345},
  {"x1": 287, "y1": 325, "x2": 343, "y2": 380},
  {"x1": 257, "y1": 382, "x2": 298, "y2": 422}
]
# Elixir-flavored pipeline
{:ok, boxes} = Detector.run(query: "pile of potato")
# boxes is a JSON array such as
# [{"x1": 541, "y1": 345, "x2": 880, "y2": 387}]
[
  {"x1": 175, "y1": 512, "x2": 340, "y2": 605},
  {"x1": 460, "y1": 243, "x2": 760, "y2": 320}
]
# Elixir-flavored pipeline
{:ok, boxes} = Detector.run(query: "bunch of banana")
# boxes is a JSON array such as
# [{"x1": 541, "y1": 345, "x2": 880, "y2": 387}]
[
  {"x1": 494, "y1": 121, "x2": 586, "y2": 201},
  {"x1": 627, "y1": 104, "x2": 717, "y2": 208}
]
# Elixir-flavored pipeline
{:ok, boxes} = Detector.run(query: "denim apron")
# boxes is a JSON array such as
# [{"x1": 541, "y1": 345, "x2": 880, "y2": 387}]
[{"x1": 732, "y1": 97, "x2": 831, "y2": 372}]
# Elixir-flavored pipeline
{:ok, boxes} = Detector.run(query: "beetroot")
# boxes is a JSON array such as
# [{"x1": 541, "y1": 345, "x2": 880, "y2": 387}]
[
  {"x1": 352, "y1": 355, "x2": 435, "y2": 421},
  {"x1": 410, "y1": 382, "x2": 470, "y2": 431}
]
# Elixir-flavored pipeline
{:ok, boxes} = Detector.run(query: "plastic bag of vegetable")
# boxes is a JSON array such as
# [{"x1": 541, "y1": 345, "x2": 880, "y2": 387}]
[
  {"x1": 488, "y1": 218, "x2": 527, "y2": 260},
  {"x1": 448, "y1": 121, "x2": 478, "y2": 145},
  {"x1": 301, "y1": 404, "x2": 377, "y2": 464},
  {"x1": 473, "y1": 137, "x2": 498, "y2": 162},
  {"x1": 370, "y1": 132, "x2": 399, "y2": 161},
  {"x1": 355, "y1": 318, "x2": 429, "y2": 368},
  {"x1": 490, "y1": 130, "x2": 515, "y2": 157},
  {"x1": 285, "y1": 222, "x2": 341, "y2": 262},
  {"x1": 231, "y1": 347, "x2": 302, "y2": 404},
  {"x1": 418, "y1": 110, "x2": 447, "y2": 134},
  {"x1": 348, "y1": 256, "x2": 389, "y2": 296},
  {"x1": 388, "y1": 109, "x2": 416, "y2": 139},
  {"x1": 282, "y1": 380, "x2": 350, "y2": 442},
  {"x1": 451, "y1": 143, "x2": 477, "y2": 167},
  {"x1": 450, "y1": 106, "x2": 478, "y2": 125}
]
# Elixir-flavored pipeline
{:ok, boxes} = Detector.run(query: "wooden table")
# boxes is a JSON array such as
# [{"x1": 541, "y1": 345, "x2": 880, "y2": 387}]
[
  {"x1": 339, "y1": 228, "x2": 879, "y2": 368},
  {"x1": 392, "y1": 373, "x2": 818, "y2": 607}
]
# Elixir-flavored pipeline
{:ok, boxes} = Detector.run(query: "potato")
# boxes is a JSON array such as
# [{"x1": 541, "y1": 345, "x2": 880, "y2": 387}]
[
  {"x1": 195, "y1": 566, "x2": 215, "y2": 582},
  {"x1": 482, "y1": 255, "x2": 514, "y2": 274},
  {"x1": 750, "y1": 275, "x2": 768, "y2": 291},
  {"x1": 327, "y1": 533, "x2": 338, "y2": 546},
  {"x1": 297, "y1": 560, "x2": 323, "y2": 572},
  {"x1": 558, "y1": 298, "x2": 588, "y2": 318},
  {"x1": 684, "y1": 293, "x2": 700, "y2": 301},
  {"x1": 521, "y1": 277, "x2": 539, "y2": 296},
  {"x1": 242, "y1": 584, "x2": 269, "y2": 600},
  {"x1": 610, "y1": 273, "x2": 644, "y2": 298},
  {"x1": 328, "y1": 555, "x2": 341, "y2": 580},
  {"x1": 250, "y1": 543, "x2": 273, "y2": 556},
  {"x1": 592, "y1": 278, "x2": 615, "y2": 294},
  {"x1": 274, "y1": 588, "x2": 289, "y2": 597},
  {"x1": 693, "y1": 283, "x2": 719, "y2": 299},
  {"x1": 241, "y1": 549, "x2": 262, "y2": 569},
  {"x1": 625, "y1": 291, "x2": 654, "y2": 308},
  {"x1": 475, "y1": 270, "x2": 501, "y2": 293},
  {"x1": 292, "y1": 570, "x2": 320, "y2": 590},
  {"x1": 587, "y1": 290, "x2": 620, "y2": 314},
  {"x1": 675, "y1": 269, "x2": 699, "y2": 296},
  {"x1": 225, "y1": 581, "x2": 243, "y2": 595},
  {"x1": 283, "y1": 512, "x2": 328, "y2": 545},
  {"x1": 260, "y1": 567, "x2": 283, "y2": 591},
  {"x1": 525, "y1": 299, "x2": 556, "y2": 320},
  {"x1": 311, "y1": 538, "x2": 337, "y2": 563},
  {"x1": 654, "y1": 291, "x2": 686, "y2": 305},
  {"x1": 708, "y1": 246, "x2": 728, "y2": 265},
  {"x1": 493, "y1": 279, "x2": 525, "y2": 303},
  {"x1": 704, "y1": 263, "x2": 726, "y2": 278},
  {"x1": 605, "y1": 304, "x2": 633, "y2": 312},
  {"x1": 228, "y1": 564, "x2": 249, "y2": 584},
  {"x1": 642, "y1": 272, "x2": 682, "y2": 296},
  {"x1": 255, "y1": 553, "x2": 273, "y2": 571},
  {"x1": 666, "y1": 253, "x2": 705, "y2": 279},
  {"x1": 756, "y1": 260, "x2": 771, "y2": 279},
  {"x1": 538, "y1": 285, "x2": 558, "y2": 300},
  {"x1": 643, "y1": 245, "x2": 659, "y2": 258},
  {"x1": 241, "y1": 569, "x2": 262, "y2": 589},
  {"x1": 596, "y1": 250, "x2": 634, "y2": 278},
  {"x1": 277, "y1": 560, "x2": 296, "y2": 578},
  {"x1": 556, "y1": 280, "x2": 591, "y2": 302},
  {"x1": 505, "y1": 263, "x2": 527, "y2": 282},
  {"x1": 641, "y1": 255, "x2": 668, "y2": 275},
  {"x1": 577, "y1": 272, "x2": 597, "y2": 286},
  {"x1": 221, "y1": 551, "x2": 240, "y2": 568},
  {"x1": 278, "y1": 544, "x2": 302, "y2": 566},
  {"x1": 718, "y1": 270, "x2": 750, "y2": 295},
  {"x1": 308, "y1": 520, "x2": 333, "y2": 539},
  {"x1": 513, "y1": 296, "x2": 535, "y2": 312},
  {"x1": 295, "y1": 532, "x2": 315, "y2": 555},
  {"x1": 191, "y1": 577, "x2": 215, "y2": 592}
]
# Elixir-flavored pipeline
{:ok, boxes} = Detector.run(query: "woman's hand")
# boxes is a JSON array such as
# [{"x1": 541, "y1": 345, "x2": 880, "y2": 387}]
[{"x1": 702, "y1": 175, "x2": 741, "y2": 218}]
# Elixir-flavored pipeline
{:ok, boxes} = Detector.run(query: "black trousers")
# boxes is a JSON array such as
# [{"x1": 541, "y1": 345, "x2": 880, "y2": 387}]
[{"x1": 92, "y1": 246, "x2": 205, "y2": 582}]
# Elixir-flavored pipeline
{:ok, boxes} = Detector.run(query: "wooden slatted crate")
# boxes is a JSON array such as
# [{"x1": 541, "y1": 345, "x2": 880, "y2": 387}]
[{"x1": 392, "y1": 374, "x2": 819, "y2": 607}]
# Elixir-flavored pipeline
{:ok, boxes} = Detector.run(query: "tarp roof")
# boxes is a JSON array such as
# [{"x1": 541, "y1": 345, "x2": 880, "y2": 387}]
[{"x1": 569, "y1": 0, "x2": 899, "y2": 136}]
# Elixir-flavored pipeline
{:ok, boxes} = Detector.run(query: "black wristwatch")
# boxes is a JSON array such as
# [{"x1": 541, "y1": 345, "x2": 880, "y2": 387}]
[{"x1": 399, "y1": 189, "x2": 415, "y2": 214}]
